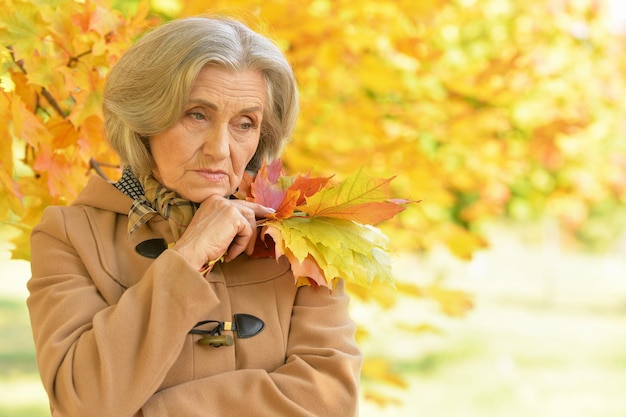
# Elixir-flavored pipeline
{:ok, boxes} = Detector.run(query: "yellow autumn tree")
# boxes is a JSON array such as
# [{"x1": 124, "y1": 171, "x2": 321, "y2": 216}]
[
  {"x1": 216, "y1": 0, "x2": 624, "y2": 250},
  {"x1": 0, "y1": 0, "x2": 154, "y2": 258},
  {"x1": 2, "y1": 0, "x2": 626, "y2": 407},
  {"x1": 4, "y1": 0, "x2": 625, "y2": 269}
]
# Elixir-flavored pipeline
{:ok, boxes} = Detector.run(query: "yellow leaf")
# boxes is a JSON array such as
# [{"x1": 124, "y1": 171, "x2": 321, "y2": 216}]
[
  {"x1": 10, "y1": 94, "x2": 51, "y2": 148},
  {"x1": 396, "y1": 322, "x2": 442, "y2": 334},
  {"x1": 361, "y1": 357, "x2": 408, "y2": 388},
  {"x1": 0, "y1": 2, "x2": 45, "y2": 58},
  {"x1": 265, "y1": 216, "x2": 394, "y2": 289},
  {"x1": 439, "y1": 223, "x2": 489, "y2": 260},
  {"x1": 347, "y1": 280, "x2": 399, "y2": 309},
  {"x1": 426, "y1": 283, "x2": 474, "y2": 317}
]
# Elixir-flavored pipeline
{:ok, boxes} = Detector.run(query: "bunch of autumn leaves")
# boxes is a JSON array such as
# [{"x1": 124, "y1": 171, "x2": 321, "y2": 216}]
[{"x1": 236, "y1": 160, "x2": 416, "y2": 289}]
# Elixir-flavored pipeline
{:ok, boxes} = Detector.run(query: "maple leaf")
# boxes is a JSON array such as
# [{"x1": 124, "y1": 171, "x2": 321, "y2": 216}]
[
  {"x1": 244, "y1": 159, "x2": 415, "y2": 289},
  {"x1": 10, "y1": 95, "x2": 50, "y2": 149},
  {"x1": 249, "y1": 232, "x2": 276, "y2": 259},
  {"x1": 271, "y1": 189, "x2": 301, "y2": 220},
  {"x1": 296, "y1": 167, "x2": 410, "y2": 225},
  {"x1": 274, "y1": 176, "x2": 333, "y2": 220},
  {"x1": 260, "y1": 202, "x2": 398, "y2": 289},
  {"x1": 234, "y1": 172, "x2": 254, "y2": 200},
  {"x1": 250, "y1": 159, "x2": 288, "y2": 209},
  {"x1": 0, "y1": 3, "x2": 45, "y2": 58},
  {"x1": 287, "y1": 174, "x2": 332, "y2": 206},
  {"x1": 245, "y1": 159, "x2": 333, "y2": 219},
  {"x1": 265, "y1": 158, "x2": 283, "y2": 182}
]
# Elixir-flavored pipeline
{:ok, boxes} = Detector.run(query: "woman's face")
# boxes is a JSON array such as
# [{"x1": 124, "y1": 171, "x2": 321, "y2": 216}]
[{"x1": 149, "y1": 66, "x2": 267, "y2": 202}]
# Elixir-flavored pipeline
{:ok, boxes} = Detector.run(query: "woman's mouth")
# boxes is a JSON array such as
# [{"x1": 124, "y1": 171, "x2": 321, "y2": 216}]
[{"x1": 194, "y1": 169, "x2": 228, "y2": 182}]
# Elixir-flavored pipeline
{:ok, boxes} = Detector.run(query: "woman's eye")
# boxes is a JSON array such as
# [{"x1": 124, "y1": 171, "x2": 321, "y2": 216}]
[
  {"x1": 188, "y1": 112, "x2": 205, "y2": 121},
  {"x1": 235, "y1": 117, "x2": 257, "y2": 131}
]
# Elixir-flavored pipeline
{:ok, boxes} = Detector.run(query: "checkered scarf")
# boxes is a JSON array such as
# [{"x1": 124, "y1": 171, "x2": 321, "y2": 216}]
[{"x1": 115, "y1": 167, "x2": 198, "y2": 241}]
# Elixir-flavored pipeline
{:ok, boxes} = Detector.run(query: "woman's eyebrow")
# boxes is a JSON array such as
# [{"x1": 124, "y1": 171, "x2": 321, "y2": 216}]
[
  {"x1": 188, "y1": 98, "x2": 218, "y2": 110},
  {"x1": 188, "y1": 98, "x2": 262, "y2": 114},
  {"x1": 240, "y1": 106, "x2": 263, "y2": 114}
]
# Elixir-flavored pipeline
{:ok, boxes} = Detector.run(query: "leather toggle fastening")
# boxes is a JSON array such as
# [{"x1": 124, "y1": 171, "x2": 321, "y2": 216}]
[
  {"x1": 231, "y1": 313, "x2": 265, "y2": 338},
  {"x1": 190, "y1": 314, "x2": 264, "y2": 347},
  {"x1": 135, "y1": 239, "x2": 168, "y2": 259}
]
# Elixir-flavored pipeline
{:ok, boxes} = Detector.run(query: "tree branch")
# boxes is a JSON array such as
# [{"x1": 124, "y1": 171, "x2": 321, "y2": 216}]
[
  {"x1": 9, "y1": 49, "x2": 66, "y2": 117},
  {"x1": 88, "y1": 158, "x2": 119, "y2": 181},
  {"x1": 40, "y1": 87, "x2": 65, "y2": 117},
  {"x1": 67, "y1": 49, "x2": 92, "y2": 68}
]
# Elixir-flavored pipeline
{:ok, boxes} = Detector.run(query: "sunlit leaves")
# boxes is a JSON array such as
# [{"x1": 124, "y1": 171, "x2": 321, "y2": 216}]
[
  {"x1": 266, "y1": 217, "x2": 395, "y2": 289},
  {"x1": 4, "y1": 0, "x2": 626, "y2": 403},
  {"x1": 5, "y1": 0, "x2": 624, "y2": 255},
  {"x1": 241, "y1": 159, "x2": 411, "y2": 289},
  {"x1": 297, "y1": 168, "x2": 409, "y2": 225},
  {"x1": 180, "y1": 0, "x2": 626, "y2": 401},
  {"x1": 0, "y1": 0, "x2": 152, "y2": 254}
]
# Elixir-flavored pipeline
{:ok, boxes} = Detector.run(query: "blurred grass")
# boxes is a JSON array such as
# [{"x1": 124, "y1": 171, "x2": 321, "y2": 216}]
[
  {"x1": 0, "y1": 260, "x2": 48, "y2": 417},
  {"x1": 3, "y1": 222, "x2": 626, "y2": 416},
  {"x1": 0, "y1": 299, "x2": 39, "y2": 376},
  {"x1": 359, "y1": 221, "x2": 626, "y2": 417}
]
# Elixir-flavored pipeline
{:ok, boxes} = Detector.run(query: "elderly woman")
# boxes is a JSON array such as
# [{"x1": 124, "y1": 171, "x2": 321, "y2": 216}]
[{"x1": 27, "y1": 17, "x2": 362, "y2": 417}]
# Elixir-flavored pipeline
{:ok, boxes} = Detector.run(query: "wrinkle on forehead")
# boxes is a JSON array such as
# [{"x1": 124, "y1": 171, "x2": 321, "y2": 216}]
[{"x1": 188, "y1": 67, "x2": 267, "y2": 112}]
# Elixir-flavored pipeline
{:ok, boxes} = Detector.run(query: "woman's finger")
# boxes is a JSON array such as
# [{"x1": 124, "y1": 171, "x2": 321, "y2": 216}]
[
  {"x1": 228, "y1": 199, "x2": 275, "y2": 220},
  {"x1": 223, "y1": 204, "x2": 258, "y2": 261}
]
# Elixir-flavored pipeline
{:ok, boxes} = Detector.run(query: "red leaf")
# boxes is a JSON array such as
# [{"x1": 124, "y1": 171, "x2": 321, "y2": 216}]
[
  {"x1": 249, "y1": 233, "x2": 276, "y2": 259},
  {"x1": 266, "y1": 158, "x2": 284, "y2": 183},
  {"x1": 235, "y1": 171, "x2": 254, "y2": 199},
  {"x1": 251, "y1": 161, "x2": 287, "y2": 209}
]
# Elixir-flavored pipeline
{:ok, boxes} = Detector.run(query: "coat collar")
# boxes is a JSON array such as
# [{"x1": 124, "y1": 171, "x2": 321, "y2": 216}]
[{"x1": 72, "y1": 175, "x2": 134, "y2": 215}]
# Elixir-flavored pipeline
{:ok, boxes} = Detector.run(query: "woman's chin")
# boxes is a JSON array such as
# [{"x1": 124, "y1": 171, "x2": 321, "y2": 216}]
[{"x1": 186, "y1": 187, "x2": 234, "y2": 203}]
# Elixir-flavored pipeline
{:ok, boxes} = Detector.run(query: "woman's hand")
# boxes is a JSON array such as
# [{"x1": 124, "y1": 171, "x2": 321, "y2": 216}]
[{"x1": 171, "y1": 195, "x2": 274, "y2": 270}]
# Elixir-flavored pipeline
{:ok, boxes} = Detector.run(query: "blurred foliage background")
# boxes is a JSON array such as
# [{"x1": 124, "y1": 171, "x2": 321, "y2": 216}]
[{"x1": 2, "y1": 0, "x2": 626, "y2": 415}]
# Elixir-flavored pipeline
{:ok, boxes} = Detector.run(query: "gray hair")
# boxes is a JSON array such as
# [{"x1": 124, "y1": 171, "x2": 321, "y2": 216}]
[{"x1": 103, "y1": 16, "x2": 299, "y2": 175}]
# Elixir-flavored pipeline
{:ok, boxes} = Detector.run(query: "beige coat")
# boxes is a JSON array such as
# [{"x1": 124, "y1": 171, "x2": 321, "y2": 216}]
[{"x1": 27, "y1": 175, "x2": 362, "y2": 417}]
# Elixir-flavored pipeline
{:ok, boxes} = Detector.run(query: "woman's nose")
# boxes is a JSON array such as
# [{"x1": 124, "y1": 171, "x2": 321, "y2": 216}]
[{"x1": 202, "y1": 124, "x2": 229, "y2": 159}]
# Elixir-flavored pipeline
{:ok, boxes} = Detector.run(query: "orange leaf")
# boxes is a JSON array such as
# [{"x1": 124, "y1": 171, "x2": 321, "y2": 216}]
[
  {"x1": 309, "y1": 201, "x2": 405, "y2": 225},
  {"x1": 273, "y1": 188, "x2": 301, "y2": 220},
  {"x1": 287, "y1": 174, "x2": 332, "y2": 205}
]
